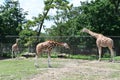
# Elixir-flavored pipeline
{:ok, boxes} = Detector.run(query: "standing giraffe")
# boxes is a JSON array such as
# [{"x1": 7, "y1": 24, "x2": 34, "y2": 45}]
[
  {"x1": 35, "y1": 40, "x2": 70, "y2": 68},
  {"x1": 81, "y1": 28, "x2": 114, "y2": 62},
  {"x1": 12, "y1": 39, "x2": 20, "y2": 58}
]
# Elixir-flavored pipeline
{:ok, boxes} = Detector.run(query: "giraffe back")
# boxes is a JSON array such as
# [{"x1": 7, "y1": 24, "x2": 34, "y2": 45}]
[
  {"x1": 36, "y1": 40, "x2": 70, "y2": 55},
  {"x1": 36, "y1": 41, "x2": 57, "y2": 54},
  {"x1": 96, "y1": 35, "x2": 113, "y2": 48}
]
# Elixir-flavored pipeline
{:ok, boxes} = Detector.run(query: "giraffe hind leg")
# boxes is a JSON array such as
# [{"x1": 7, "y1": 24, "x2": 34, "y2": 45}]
[
  {"x1": 109, "y1": 48, "x2": 115, "y2": 62},
  {"x1": 98, "y1": 47, "x2": 102, "y2": 61},
  {"x1": 12, "y1": 51, "x2": 14, "y2": 59},
  {"x1": 48, "y1": 52, "x2": 52, "y2": 68}
]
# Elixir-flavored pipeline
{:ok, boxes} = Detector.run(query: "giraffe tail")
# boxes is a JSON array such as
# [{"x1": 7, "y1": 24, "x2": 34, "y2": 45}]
[{"x1": 112, "y1": 41, "x2": 114, "y2": 49}]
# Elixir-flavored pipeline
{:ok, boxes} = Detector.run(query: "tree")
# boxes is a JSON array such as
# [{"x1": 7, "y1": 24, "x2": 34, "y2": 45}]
[
  {"x1": 46, "y1": 0, "x2": 120, "y2": 55},
  {"x1": 79, "y1": 0, "x2": 120, "y2": 35},
  {"x1": 31, "y1": 0, "x2": 72, "y2": 41},
  {"x1": 0, "y1": 0, "x2": 27, "y2": 43},
  {"x1": 48, "y1": 0, "x2": 120, "y2": 36},
  {"x1": 34, "y1": 0, "x2": 54, "y2": 41},
  {"x1": 45, "y1": 0, "x2": 73, "y2": 37}
]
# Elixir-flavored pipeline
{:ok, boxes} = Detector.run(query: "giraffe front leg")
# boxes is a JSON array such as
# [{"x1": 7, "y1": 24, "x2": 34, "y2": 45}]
[
  {"x1": 15, "y1": 52, "x2": 17, "y2": 58},
  {"x1": 98, "y1": 47, "x2": 102, "y2": 61},
  {"x1": 16, "y1": 50, "x2": 20, "y2": 58},
  {"x1": 34, "y1": 55, "x2": 39, "y2": 68},
  {"x1": 48, "y1": 52, "x2": 52, "y2": 68},
  {"x1": 12, "y1": 51, "x2": 14, "y2": 59}
]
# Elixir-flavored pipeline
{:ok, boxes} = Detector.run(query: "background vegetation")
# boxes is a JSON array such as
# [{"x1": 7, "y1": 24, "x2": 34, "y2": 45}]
[
  {"x1": 0, "y1": 0, "x2": 120, "y2": 57},
  {"x1": 0, "y1": 0, "x2": 120, "y2": 79}
]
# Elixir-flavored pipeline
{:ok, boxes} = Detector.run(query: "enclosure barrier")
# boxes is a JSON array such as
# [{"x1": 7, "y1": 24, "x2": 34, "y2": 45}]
[{"x1": 0, "y1": 36, "x2": 120, "y2": 57}]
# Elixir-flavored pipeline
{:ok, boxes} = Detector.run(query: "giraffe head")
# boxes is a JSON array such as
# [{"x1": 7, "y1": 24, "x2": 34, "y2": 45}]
[
  {"x1": 62, "y1": 43, "x2": 70, "y2": 49},
  {"x1": 16, "y1": 38, "x2": 20, "y2": 43},
  {"x1": 81, "y1": 28, "x2": 89, "y2": 33}
]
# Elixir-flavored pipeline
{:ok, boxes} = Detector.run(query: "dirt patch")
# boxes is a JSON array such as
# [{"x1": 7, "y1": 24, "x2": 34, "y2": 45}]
[{"x1": 30, "y1": 59, "x2": 120, "y2": 80}]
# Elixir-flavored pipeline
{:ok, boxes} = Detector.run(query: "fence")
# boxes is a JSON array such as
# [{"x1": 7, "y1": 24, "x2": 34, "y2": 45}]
[{"x1": 0, "y1": 36, "x2": 120, "y2": 57}]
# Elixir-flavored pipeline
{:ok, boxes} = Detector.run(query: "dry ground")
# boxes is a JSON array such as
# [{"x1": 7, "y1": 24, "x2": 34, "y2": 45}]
[{"x1": 30, "y1": 59, "x2": 120, "y2": 80}]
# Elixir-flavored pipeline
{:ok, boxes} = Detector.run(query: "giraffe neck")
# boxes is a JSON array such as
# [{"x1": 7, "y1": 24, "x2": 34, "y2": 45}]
[
  {"x1": 16, "y1": 39, "x2": 19, "y2": 44},
  {"x1": 16, "y1": 42, "x2": 18, "y2": 45},
  {"x1": 86, "y1": 29, "x2": 99, "y2": 39}
]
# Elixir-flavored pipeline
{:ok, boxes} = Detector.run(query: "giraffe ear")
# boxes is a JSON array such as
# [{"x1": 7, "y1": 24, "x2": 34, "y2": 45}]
[{"x1": 81, "y1": 28, "x2": 89, "y2": 33}]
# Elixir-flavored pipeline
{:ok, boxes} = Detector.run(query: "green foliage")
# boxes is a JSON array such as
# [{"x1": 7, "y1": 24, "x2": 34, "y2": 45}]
[
  {"x1": 103, "y1": 53, "x2": 111, "y2": 58},
  {"x1": 80, "y1": 0, "x2": 120, "y2": 35},
  {"x1": 69, "y1": 54, "x2": 97, "y2": 60},
  {"x1": 47, "y1": 0, "x2": 120, "y2": 37},
  {"x1": 19, "y1": 29, "x2": 37, "y2": 47},
  {"x1": 0, "y1": 0, "x2": 27, "y2": 43},
  {"x1": 0, "y1": 52, "x2": 11, "y2": 58},
  {"x1": 46, "y1": 0, "x2": 120, "y2": 55}
]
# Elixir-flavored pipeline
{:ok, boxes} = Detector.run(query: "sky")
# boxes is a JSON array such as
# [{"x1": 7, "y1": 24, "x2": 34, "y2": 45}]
[
  {"x1": 18, "y1": 0, "x2": 90, "y2": 20},
  {"x1": 0, "y1": 0, "x2": 91, "y2": 32}
]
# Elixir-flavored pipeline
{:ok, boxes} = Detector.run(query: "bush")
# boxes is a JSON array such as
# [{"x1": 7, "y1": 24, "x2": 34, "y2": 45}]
[
  {"x1": 0, "y1": 52, "x2": 11, "y2": 58},
  {"x1": 103, "y1": 53, "x2": 111, "y2": 58}
]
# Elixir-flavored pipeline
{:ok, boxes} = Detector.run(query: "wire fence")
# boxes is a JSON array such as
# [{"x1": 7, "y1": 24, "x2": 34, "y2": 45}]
[{"x1": 0, "y1": 36, "x2": 120, "y2": 57}]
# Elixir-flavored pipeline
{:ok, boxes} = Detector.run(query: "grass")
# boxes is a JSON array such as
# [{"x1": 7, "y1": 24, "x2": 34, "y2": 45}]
[
  {"x1": 0, "y1": 58, "x2": 63, "y2": 80},
  {"x1": 61, "y1": 59, "x2": 120, "y2": 80},
  {"x1": 69, "y1": 54, "x2": 97, "y2": 60},
  {"x1": 0, "y1": 54, "x2": 120, "y2": 80},
  {"x1": 42, "y1": 52, "x2": 97, "y2": 60},
  {"x1": 0, "y1": 59, "x2": 38, "y2": 80},
  {"x1": 54, "y1": 53, "x2": 120, "y2": 61}
]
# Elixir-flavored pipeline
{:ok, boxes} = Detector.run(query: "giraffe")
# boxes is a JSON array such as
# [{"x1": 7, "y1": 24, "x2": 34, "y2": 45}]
[
  {"x1": 12, "y1": 39, "x2": 20, "y2": 59},
  {"x1": 35, "y1": 40, "x2": 70, "y2": 68},
  {"x1": 81, "y1": 28, "x2": 114, "y2": 62}
]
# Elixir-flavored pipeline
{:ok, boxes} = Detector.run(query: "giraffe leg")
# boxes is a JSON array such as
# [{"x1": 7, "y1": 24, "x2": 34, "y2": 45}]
[
  {"x1": 15, "y1": 52, "x2": 17, "y2": 58},
  {"x1": 17, "y1": 49, "x2": 20, "y2": 58},
  {"x1": 34, "y1": 55, "x2": 39, "y2": 68},
  {"x1": 12, "y1": 51, "x2": 14, "y2": 59},
  {"x1": 98, "y1": 47, "x2": 102, "y2": 61},
  {"x1": 16, "y1": 49, "x2": 19, "y2": 58},
  {"x1": 109, "y1": 47, "x2": 115, "y2": 62},
  {"x1": 48, "y1": 52, "x2": 52, "y2": 68}
]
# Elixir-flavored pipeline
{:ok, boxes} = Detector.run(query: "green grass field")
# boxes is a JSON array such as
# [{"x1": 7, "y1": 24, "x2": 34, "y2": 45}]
[
  {"x1": 0, "y1": 55, "x2": 120, "y2": 80},
  {"x1": 0, "y1": 59, "x2": 37, "y2": 80},
  {"x1": 0, "y1": 57, "x2": 66, "y2": 80}
]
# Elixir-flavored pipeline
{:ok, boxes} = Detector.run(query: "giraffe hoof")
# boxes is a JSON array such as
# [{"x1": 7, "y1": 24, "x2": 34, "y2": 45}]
[
  {"x1": 48, "y1": 65, "x2": 52, "y2": 68},
  {"x1": 109, "y1": 59, "x2": 115, "y2": 62},
  {"x1": 98, "y1": 60, "x2": 101, "y2": 62},
  {"x1": 112, "y1": 61, "x2": 115, "y2": 63},
  {"x1": 109, "y1": 60, "x2": 112, "y2": 62}
]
